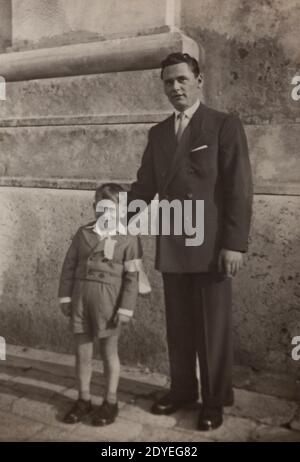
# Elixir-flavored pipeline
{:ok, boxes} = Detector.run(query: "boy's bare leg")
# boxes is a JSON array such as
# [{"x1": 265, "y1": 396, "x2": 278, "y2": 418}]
[
  {"x1": 100, "y1": 334, "x2": 120, "y2": 404},
  {"x1": 91, "y1": 334, "x2": 120, "y2": 426},
  {"x1": 75, "y1": 333, "x2": 93, "y2": 401},
  {"x1": 63, "y1": 333, "x2": 93, "y2": 423}
]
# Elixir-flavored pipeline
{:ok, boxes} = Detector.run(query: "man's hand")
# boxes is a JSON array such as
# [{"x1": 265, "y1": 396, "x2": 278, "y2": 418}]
[
  {"x1": 60, "y1": 302, "x2": 72, "y2": 318},
  {"x1": 218, "y1": 249, "x2": 243, "y2": 278},
  {"x1": 115, "y1": 313, "x2": 132, "y2": 325}
]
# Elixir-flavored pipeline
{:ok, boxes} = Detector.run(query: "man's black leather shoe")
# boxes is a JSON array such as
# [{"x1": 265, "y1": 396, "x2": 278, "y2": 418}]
[
  {"x1": 197, "y1": 406, "x2": 223, "y2": 431},
  {"x1": 151, "y1": 392, "x2": 197, "y2": 415}
]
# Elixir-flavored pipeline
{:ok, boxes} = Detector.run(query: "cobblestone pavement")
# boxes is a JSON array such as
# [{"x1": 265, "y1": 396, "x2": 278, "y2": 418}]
[{"x1": 0, "y1": 345, "x2": 300, "y2": 442}]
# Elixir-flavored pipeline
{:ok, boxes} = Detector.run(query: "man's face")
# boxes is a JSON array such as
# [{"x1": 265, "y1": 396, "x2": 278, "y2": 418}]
[{"x1": 162, "y1": 62, "x2": 202, "y2": 111}]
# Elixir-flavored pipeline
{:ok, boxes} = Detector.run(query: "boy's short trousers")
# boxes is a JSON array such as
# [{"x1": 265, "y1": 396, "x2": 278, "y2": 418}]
[{"x1": 70, "y1": 280, "x2": 121, "y2": 339}]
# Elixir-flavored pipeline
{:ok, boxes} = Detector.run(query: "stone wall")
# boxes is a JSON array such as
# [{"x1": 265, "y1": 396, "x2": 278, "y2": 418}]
[
  {"x1": 181, "y1": 0, "x2": 300, "y2": 376},
  {"x1": 0, "y1": 0, "x2": 299, "y2": 377},
  {"x1": 11, "y1": 0, "x2": 180, "y2": 49},
  {"x1": 0, "y1": 0, "x2": 12, "y2": 51},
  {"x1": 181, "y1": 0, "x2": 300, "y2": 122}
]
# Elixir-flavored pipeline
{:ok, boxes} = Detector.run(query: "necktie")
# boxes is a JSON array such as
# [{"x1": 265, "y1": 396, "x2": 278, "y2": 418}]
[{"x1": 176, "y1": 112, "x2": 185, "y2": 142}]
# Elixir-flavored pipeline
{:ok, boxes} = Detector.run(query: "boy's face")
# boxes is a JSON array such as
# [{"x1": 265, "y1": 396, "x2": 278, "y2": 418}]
[
  {"x1": 94, "y1": 196, "x2": 126, "y2": 231},
  {"x1": 94, "y1": 199, "x2": 117, "y2": 231}
]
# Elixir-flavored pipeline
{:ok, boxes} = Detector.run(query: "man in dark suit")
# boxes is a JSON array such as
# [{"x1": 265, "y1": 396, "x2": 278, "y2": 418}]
[{"x1": 128, "y1": 52, "x2": 253, "y2": 430}]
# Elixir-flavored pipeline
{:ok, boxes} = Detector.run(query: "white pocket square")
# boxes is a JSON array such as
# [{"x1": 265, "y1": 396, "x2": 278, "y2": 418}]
[{"x1": 191, "y1": 145, "x2": 208, "y2": 152}]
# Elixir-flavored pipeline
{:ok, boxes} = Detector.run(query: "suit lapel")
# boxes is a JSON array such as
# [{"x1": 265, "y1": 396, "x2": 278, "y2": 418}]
[
  {"x1": 161, "y1": 123, "x2": 191, "y2": 195},
  {"x1": 161, "y1": 103, "x2": 206, "y2": 195},
  {"x1": 161, "y1": 114, "x2": 177, "y2": 162},
  {"x1": 189, "y1": 102, "x2": 207, "y2": 149}
]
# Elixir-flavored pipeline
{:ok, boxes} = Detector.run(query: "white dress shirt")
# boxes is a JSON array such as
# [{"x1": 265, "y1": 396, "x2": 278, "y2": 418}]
[{"x1": 174, "y1": 99, "x2": 200, "y2": 136}]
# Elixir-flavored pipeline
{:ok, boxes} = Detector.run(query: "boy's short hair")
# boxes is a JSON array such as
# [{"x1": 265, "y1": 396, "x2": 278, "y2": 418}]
[
  {"x1": 160, "y1": 52, "x2": 201, "y2": 79},
  {"x1": 95, "y1": 183, "x2": 124, "y2": 203}
]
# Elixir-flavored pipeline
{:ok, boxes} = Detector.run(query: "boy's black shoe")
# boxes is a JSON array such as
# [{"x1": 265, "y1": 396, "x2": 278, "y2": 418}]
[
  {"x1": 197, "y1": 406, "x2": 223, "y2": 431},
  {"x1": 63, "y1": 399, "x2": 93, "y2": 424},
  {"x1": 92, "y1": 400, "x2": 119, "y2": 426}
]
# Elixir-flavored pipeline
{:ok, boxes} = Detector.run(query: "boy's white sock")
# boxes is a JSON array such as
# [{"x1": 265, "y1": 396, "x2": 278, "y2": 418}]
[
  {"x1": 106, "y1": 392, "x2": 117, "y2": 404},
  {"x1": 79, "y1": 390, "x2": 91, "y2": 402}
]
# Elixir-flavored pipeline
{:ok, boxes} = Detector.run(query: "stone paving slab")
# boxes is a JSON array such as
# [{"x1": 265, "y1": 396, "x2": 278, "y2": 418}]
[
  {"x1": 251, "y1": 424, "x2": 300, "y2": 442},
  {"x1": 132, "y1": 425, "x2": 214, "y2": 443},
  {"x1": 0, "y1": 410, "x2": 44, "y2": 442},
  {"x1": 0, "y1": 384, "x2": 22, "y2": 411},
  {"x1": 1, "y1": 346, "x2": 300, "y2": 442},
  {"x1": 5, "y1": 345, "x2": 94, "y2": 374},
  {"x1": 14, "y1": 365, "x2": 75, "y2": 387},
  {"x1": 9, "y1": 380, "x2": 65, "y2": 401},
  {"x1": 71, "y1": 418, "x2": 143, "y2": 442},
  {"x1": 0, "y1": 365, "x2": 24, "y2": 381},
  {"x1": 119, "y1": 399, "x2": 177, "y2": 429},
  {"x1": 10, "y1": 371, "x2": 74, "y2": 398},
  {"x1": 233, "y1": 365, "x2": 300, "y2": 402},
  {"x1": 26, "y1": 425, "x2": 92, "y2": 442},
  {"x1": 290, "y1": 407, "x2": 300, "y2": 432},
  {"x1": 224, "y1": 388, "x2": 298, "y2": 426},
  {"x1": 121, "y1": 366, "x2": 168, "y2": 389},
  {"x1": 176, "y1": 411, "x2": 259, "y2": 442},
  {"x1": 11, "y1": 396, "x2": 78, "y2": 430}
]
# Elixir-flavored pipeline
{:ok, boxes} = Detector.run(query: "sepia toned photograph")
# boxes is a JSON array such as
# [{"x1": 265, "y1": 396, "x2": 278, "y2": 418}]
[{"x1": 0, "y1": 0, "x2": 299, "y2": 445}]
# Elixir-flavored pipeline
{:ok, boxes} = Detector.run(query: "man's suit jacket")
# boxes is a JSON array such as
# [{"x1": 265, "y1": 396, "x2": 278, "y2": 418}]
[{"x1": 129, "y1": 103, "x2": 253, "y2": 273}]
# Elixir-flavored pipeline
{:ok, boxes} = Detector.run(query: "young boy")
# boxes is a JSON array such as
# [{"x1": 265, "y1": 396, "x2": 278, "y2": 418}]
[{"x1": 58, "y1": 183, "x2": 150, "y2": 426}]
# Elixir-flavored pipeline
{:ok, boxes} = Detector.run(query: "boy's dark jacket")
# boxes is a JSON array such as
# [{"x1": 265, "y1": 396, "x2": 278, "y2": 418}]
[{"x1": 58, "y1": 224, "x2": 142, "y2": 313}]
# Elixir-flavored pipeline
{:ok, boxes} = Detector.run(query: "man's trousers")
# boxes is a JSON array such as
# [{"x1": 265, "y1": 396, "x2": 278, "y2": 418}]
[{"x1": 162, "y1": 273, "x2": 234, "y2": 407}]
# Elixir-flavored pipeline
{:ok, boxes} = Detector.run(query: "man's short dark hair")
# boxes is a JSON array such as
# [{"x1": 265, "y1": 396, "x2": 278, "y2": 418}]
[
  {"x1": 161, "y1": 52, "x2": 201, "y2": 79},
  {"x1": 95, "y1": 183, "x2": 124, "y2": 203}
]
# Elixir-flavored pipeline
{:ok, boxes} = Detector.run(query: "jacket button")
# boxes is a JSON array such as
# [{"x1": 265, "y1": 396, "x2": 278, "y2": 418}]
[{"x1": 186, "y1": 192, "x2": 193, "y2": 199}]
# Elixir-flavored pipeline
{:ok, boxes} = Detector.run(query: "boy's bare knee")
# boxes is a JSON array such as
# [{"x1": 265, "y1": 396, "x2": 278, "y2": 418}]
[{"x1": 75, "y1": 334, "x2": 93, "y2": 361}]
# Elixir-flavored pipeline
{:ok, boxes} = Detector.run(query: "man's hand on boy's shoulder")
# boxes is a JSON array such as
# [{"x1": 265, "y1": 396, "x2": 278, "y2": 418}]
[{"x1": 60, "y1": 302, "x2": 72, "y2": 317}]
